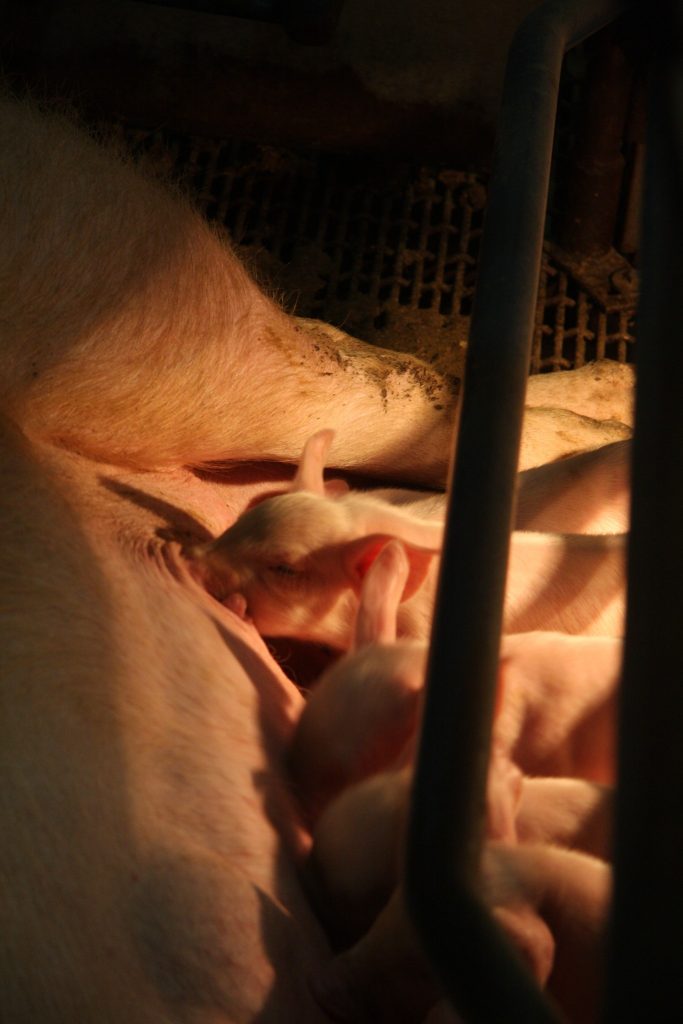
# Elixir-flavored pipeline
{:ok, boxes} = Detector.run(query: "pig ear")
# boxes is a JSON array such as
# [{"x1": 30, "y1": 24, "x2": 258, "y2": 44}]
[
  {"x1": 355, "y1": 540, "x2": 410, "y2": 647},
  {"x1": 292, "y1": 429, "x2": 335, "y2": 495},
  {"x1": 342, "y1": 535, "x2": 437, "y2": 602}
]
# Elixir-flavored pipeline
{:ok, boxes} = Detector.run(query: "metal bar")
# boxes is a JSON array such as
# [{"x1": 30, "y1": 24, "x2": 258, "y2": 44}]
[
  {"x1": 405, "y1": 2, "x2": 630, "y2": 1021},
  {"x1": 605, "y1": 2, "x2": 683, "y2": 1019},
  {"x1": 558, "y1": 27, "x2": 634, "y2": 256}
]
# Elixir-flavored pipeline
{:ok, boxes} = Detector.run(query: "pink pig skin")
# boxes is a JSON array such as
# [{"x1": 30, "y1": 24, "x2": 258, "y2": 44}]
[
  {"x1": 496, "y1": 631, "x2": 621, "y2": 784},
  {"x1": 0, "y1": 99, "x2": 461, "y2": 1024},
  {"x1": 292, "y1": 627, "x2": 621, "y2": 822},
  {"x1": 2, "y1": 98, "x2": 627, "y2": 1024},
  {"x1": 296, "y1": 540, "x2": 614, "y2": 1024},
  {"x1": 515, "y1": 439, "x2": 630, "y2": 534},
  {"x1": 516, "y1": 778, "x2": 614, "y2": 860}
]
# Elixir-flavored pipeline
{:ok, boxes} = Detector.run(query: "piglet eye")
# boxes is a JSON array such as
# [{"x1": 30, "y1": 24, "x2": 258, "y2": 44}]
[
  {"x1": 264, "y1": 562, "x2": 308, "y2": 591},
  {"x1": 269, "y1": 563, "x2": 299, "y2": 577}
]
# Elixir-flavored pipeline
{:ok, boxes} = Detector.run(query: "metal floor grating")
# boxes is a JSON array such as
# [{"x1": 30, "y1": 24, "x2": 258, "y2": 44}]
[{"x1": 118, "y1": 126, "x2": 637, "y2": 381}]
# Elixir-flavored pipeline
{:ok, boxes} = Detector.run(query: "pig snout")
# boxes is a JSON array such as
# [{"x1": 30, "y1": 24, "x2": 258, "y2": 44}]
[
  {"x1": 183, "y1": 535, "x2": 244, "y2": 601},
  {"x1": 222, "y1": 591, "x2": 250, "y2": 620}
]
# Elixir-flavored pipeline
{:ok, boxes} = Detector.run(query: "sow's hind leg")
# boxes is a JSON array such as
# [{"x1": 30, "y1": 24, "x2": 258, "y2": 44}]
[{"x1": 0, "y1": 97, "x2": 456, "y2": 485}]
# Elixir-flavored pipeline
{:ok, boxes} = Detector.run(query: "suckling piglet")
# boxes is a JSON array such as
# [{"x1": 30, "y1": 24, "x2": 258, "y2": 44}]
[
  {"x1": 307, "y1": 756, "x2": 610, "y2": 1023},
  {"x1": 194, "y1": 430, "x2": 627, "y2": 646},
  {"x1": 193, "y1": 430, "x2": 442, "y2": 648}
]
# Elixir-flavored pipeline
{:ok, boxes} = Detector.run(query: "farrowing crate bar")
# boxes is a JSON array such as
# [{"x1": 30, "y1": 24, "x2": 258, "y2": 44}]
[{"x1": 408, "y1": 1, "x2": 683, "y2": 1022}]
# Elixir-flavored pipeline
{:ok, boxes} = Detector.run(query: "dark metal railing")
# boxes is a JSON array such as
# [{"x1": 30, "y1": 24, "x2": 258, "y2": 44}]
[
  {"x1": 405, "y1": 2, "x2": 631, "y2": 1021},
  {"x1": 605, "y1": 2, "x2": 683, "y2": 1019}
]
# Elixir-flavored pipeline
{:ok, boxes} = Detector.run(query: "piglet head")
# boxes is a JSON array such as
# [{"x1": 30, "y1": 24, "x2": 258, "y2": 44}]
[
  {"x1": 192, "y1": 489, "x2": 360, "y2": 644},
  {"x1": 191, "y1": 428, "x2": 441, "y2": 649}
]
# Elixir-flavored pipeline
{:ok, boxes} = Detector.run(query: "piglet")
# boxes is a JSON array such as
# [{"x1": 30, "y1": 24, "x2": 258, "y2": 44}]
[
  {"x1": 193, "y1": 430, "x2": 442, "y2": 648},
  {"x1": 193, "y1": 429, "x2": 627, "y2": 647},
  {"x1": 481, "y1": 841, "x2": 611, "y2": 1024},
  {"x1": 293, "y1": 624, "x2": 621, "y2": 827},
  {"x1": 306, "y1": 770, "x2": 563, "y2": 1023},
  {"x1": 309, "y1": 879, "x2": 558, "y2": 1024}
]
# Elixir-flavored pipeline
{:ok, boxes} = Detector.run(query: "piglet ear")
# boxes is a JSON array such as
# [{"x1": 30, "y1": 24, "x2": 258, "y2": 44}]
[
  {"x1": 342, "y1": 534, "x2": 438, "y2": 602},
  {"x1": 292, "y1": 429, "x2": 336, "y2": 495},
  {"x1": 355, "y1": 540, "x2": 410, "y2": 647}
]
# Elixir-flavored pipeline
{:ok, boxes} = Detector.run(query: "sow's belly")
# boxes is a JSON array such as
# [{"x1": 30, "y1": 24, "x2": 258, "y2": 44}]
[
  {"x1": 0, "y1": 443, "x2": 332, "y2": 1023},
  {"x1": 107, "y1": 555, "x2": 334, "y2": 1024}
]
